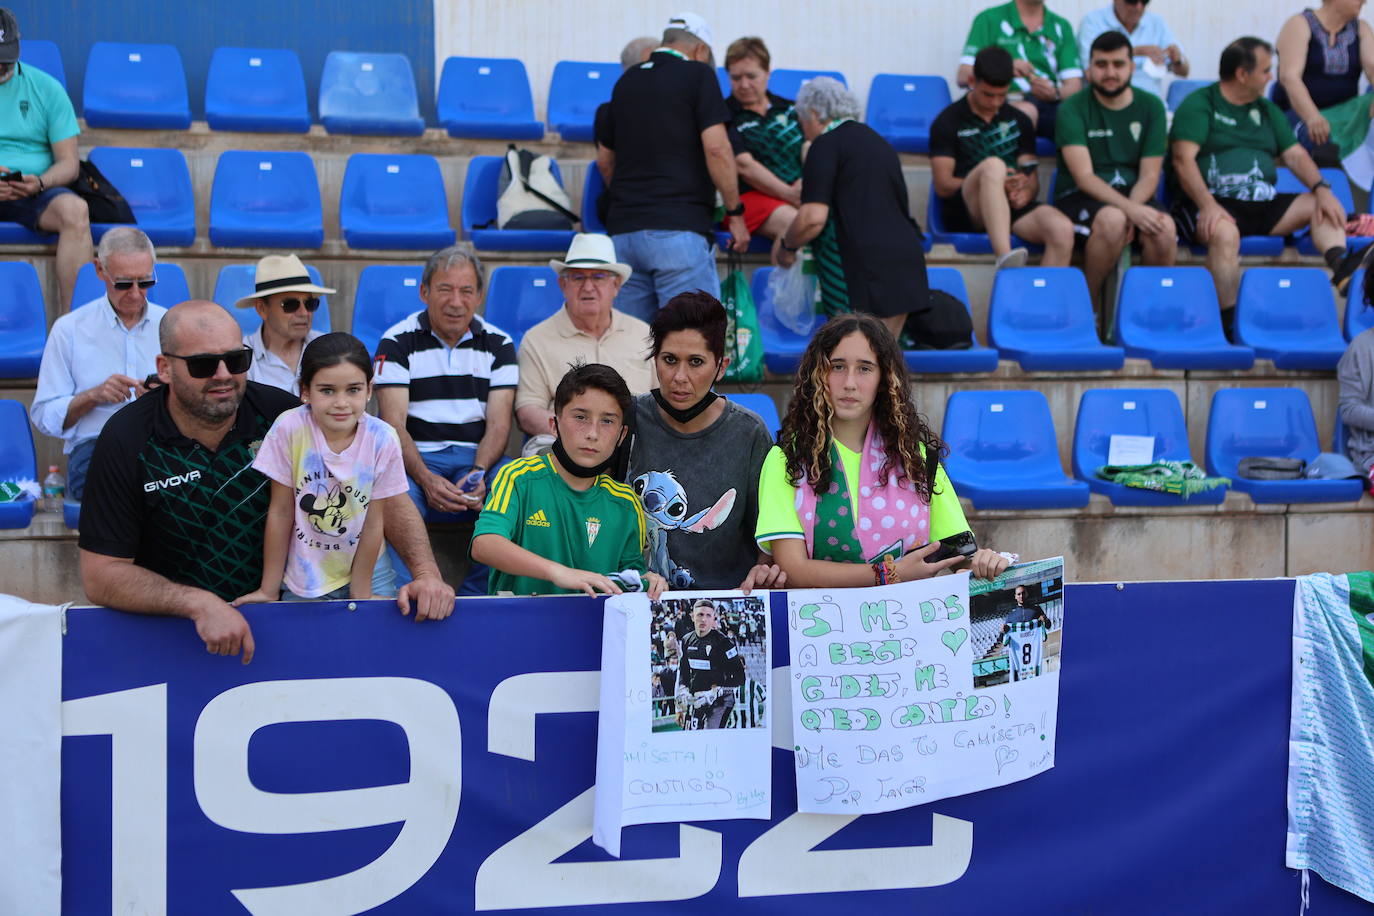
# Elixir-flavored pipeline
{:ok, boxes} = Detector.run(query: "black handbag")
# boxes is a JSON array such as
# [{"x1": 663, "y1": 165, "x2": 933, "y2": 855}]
[{"x1": 71, "y1": 159, "x2": 135, "y2": 224}]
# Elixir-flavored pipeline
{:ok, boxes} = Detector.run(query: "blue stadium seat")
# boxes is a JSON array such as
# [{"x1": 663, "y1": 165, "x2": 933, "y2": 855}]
[
  {"x1": 63, "y1": 499, "x2": 80, "y2": 530},
  {"x1": 483, "y1": 266, "x2": 563, "y2": 348},
  {"x1": 351, "y1": 265, "x2": 425, "y2": 357},
  {"x1": 942, "y1": 390, "x2": 1090, "y2": 509},
  {"x1": 339, "y1": 154, "x2": 454, "y2": 250},
  {"x1": 988, "y1": 268, "x2": 1125, "y2": 370},
  {"x1": 1206, "y1": 387, "x2": 1364, "y2": 503},
  {"x1": 1235, "y1": 267, "x2": 1347, "y2": 369},
  {"x1": 20, "y1": 39, "x2": 65, "y2": 89},
  {"x1": 318, "y1": 51, "x2": 425, "y2": 137},
  {"x1": 1115, "y1": 267, "x2": 1254, "y2": 369},
  {"x1": 82, "y1": 42, "x2": 191, "y2": 129},
  {"x1": 209, "y1": 151, "x2": 324, "y2": 249},
  {"x1": 213, "y1": 264, "x2": 333, "y2": 337},
  {"x1": 1072, "y1": 388, "x2": 1226, "y2": 506},
  {"x1": 769, "y1": 69, "x2": 846, "y2": 100},
  {"x1": 204, "y1": 47, "x2": 311, "y2": 133},
  {"x1": 1275, "y1": 167, "x2": 1366, "y2": 256},
  {"x1": 87, "y1": 147, "x2": 196, "y2": 247},
  {"x1": 724, "y1": 393, "x2": 781, "y2": 439},
  {"x1": 437, "y1": 56, "x2": 544, "y2": 140},
  {"x1": 866, "y1": 74, "x2": 950, "y2": 154},
  {"x1": 917, "y1": 268, "x2": 1000, "y2": 372},
  {"x1": 461, "y1": 156, "x2": 576, "y2": 252},
  {"x1": 0, "y1": 400, "x2": 36, "y2": 529},
  {"x1": 716, "y1": 67, "x2": 732, "y2": 99},
  {"x1": 751, "y1": 266, "x2": 819, "y2": 374},
  {"x1": 0, "y1": 263, "x2": 46, "y2": 378},
  {"x1": 1167, "y1": 79, "x2": 1211, "y2": 111},
  {"x1": 547, "y1": 61, "x2": 617, "y2": 142},
  {"x1": 925, "y1": 186, "x2": 1036, "y2": 254},
  {"x1": 582, "y1": 165, "x2": 607, "y2": 234},
  {"x1": 69, "y1": 261, "x2": 191, "y2": 311},
  {"x1": 1334, "y1": 411, "x2": 1350, "y2": 456},
  {"x1": 1346, "y1": 268, "x2": 1374, "y2": 340}
]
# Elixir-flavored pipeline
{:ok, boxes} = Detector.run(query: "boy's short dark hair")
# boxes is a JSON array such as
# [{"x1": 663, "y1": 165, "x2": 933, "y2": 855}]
[
  {"x1": 553, "y1": 362, "x2": 632, "y2": 419},
  {"x1": 1090, "y1": 29, "x2": 1133, "y2": 59},
  {"x1": 973, "y1": 46, "x2": 1014, "y2": 88}
]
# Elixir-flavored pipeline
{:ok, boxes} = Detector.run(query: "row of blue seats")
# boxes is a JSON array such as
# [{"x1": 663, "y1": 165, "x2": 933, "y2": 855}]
[
  {"x1": 0, "y1": 258, "x2": 1366, "y2": 381},
  {"x1": 25, "y1": 38, "x2": 1021, "y2": 153},
  {"x1": 0, "y1": 383, "x2": 1356, "y2": 532},
  {"x1": 928, "y1": 166, "x2": 1364, "y2": 260},
  {"x1": 755, "y1": 265, "x2": 1372, "y2": 375},
  {"x1": 943, "y1": 386, "x2": 1364, "y2": 509}
]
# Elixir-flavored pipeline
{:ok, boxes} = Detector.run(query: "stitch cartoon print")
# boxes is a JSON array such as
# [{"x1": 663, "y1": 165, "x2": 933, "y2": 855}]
[{"x1": 633, "y1": 469, "x2": 735, "y2": 589}]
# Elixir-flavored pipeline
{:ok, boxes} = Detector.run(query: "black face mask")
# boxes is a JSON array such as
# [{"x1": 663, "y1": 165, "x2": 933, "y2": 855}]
[
  {"x1": 651, "y1": 387, "x2": 719, "y2": 425},
  {"x1": 550, "y1": 422, "x2": 618, "y2": 478}
]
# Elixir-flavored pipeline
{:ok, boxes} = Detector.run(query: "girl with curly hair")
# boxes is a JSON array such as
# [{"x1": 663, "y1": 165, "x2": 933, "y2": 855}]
[{"x1": 754, "y1": 314, "x2": 1010, "y2": 587}]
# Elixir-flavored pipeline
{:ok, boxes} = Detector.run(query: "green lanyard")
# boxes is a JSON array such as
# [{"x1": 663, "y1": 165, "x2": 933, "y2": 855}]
[{"x1": 653, "y1": 47, "x2": 688, "y2": 61}]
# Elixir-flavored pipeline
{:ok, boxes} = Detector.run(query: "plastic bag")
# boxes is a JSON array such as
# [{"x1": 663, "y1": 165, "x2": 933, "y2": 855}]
[
  {"x1": 768, "y1": 259, "x2": 818, "y2": 335},
  {"x1": 721, "y1": 255, "x2": 764, "y2": 382}
]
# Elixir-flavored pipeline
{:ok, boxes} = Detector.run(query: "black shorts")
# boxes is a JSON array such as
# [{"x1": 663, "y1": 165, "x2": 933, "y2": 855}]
[
  {"x1": 1055, "y1": 191, "x2": 1169, "y2": 237},
  {"x1": 1172, "y1": 193, "x2": 1300, "y2": 244},
  {"x1": 941, "y1": 191, "x2": 1041, "y2": 233},
  {"x1": 1028, "y1": 96, "x2": 1059, "y2": 140}
]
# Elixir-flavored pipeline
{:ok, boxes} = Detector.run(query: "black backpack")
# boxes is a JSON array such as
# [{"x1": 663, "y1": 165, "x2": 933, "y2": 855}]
[{"x1": 492, "y1": 144, "x2": 578, "y2": 231}]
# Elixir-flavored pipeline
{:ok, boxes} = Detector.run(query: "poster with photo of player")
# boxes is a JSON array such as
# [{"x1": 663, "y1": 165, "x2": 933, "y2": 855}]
[
  {"x1": 650, "y1": 594, "x2": 768, "y2": 733},
  {"x1": 970, "y1": 558, "x2": 1065, "y2": 690}
]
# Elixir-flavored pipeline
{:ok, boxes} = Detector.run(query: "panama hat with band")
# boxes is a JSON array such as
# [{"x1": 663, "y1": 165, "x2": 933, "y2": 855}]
[
  {"x1": 234, "y1": 254, "x2": 335, "y2": 309},
  {"x1": 548, "y1": 233, "x2": 633, "y2": 281}
]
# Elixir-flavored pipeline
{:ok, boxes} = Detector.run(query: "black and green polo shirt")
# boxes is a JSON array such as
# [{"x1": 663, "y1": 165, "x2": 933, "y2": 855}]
[
  {"x1": 727, "y1": 91, "x2": 805, "y2": 187},
  {"x1": 79, "y1": 381, "x2": 300, "y2": 601}
]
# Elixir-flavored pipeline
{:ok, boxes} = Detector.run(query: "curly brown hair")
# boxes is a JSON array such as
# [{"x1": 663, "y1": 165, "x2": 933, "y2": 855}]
[{"x1": 779, "y1": 314, "x2": 945, "y2": 499}]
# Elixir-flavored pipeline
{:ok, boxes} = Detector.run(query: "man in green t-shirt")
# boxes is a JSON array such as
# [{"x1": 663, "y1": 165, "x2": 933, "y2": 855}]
[
  {"x1": 0, "y1": 9, "x2": 90, "y2": 314},
  {"x1": 1170, "y1": 36, "x2": 1365, "y2": 333},
  {"x1": 471, "y1": 362, "x2": 665, "y2": 598},
  {"x1": 1055, "y1": 30, "x2": 1175, "y2": 318},
  {"x1": 959, "y1": 0, "x2": 1084, "y2": 140}
]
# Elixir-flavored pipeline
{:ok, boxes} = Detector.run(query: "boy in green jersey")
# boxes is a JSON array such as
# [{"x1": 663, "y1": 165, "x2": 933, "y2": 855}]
[
  {"x1": 1170, "y1": 36, "x2": 1366, "y2": 335},
  {"x1": 472, "y1": 363, "x2": 666, "y2": 598}
]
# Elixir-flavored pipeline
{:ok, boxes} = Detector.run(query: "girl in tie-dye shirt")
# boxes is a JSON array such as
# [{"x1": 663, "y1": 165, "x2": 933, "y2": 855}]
[{"x1": 237, "y1": 333, "x2": 407, "y2": 601}]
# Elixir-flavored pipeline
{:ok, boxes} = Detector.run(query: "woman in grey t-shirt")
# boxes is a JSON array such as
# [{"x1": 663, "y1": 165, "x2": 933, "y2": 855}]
[{"x1": 626, "y1": 291, "x2": 787, "y2": 591}]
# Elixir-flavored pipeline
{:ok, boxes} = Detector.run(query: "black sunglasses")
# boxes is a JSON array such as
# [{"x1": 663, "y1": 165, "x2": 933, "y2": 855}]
[
  {"x1": 279, "y1": 296, "x2": 321, "y2": 313},
  {"x1": 112, "y1": 277, "x2": 157, "y2": 291},
  {"x1": 164, "y1": 348, "x2": 254, "y2": 378},
  {"x1": 1123, "y1": 0, "x2": 1149, "y2": 5}
]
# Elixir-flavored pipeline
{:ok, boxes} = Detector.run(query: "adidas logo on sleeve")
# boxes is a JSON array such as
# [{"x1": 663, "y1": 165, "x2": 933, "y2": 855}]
[{"x1": 525, "y1": 509, "x2": 551, "y2": 528}]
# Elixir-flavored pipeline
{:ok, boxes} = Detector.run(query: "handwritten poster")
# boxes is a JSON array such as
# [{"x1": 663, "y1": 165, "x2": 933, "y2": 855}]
[
  {"x1": 594, "y1": 590, "x2": 773, "y2": 856},
  {"x1": 786, "y1": 558, "x2": 1064, "y2": 815}
]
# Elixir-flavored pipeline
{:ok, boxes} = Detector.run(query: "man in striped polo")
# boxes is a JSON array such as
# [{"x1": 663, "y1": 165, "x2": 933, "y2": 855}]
[{"x1": 376, "y1": 247, "x2": 517, "y2": 594}]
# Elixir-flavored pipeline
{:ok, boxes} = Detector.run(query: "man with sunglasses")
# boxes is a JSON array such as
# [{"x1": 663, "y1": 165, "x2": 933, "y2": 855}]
[
  {"x1": 0, "y1": 8, "x2": 90, "y2": 313},
  {"x1": 234, "y1": 254, "x2": 334, "y2": 396},
  {"x1": 514, "y1": 233, "x2": 652, "y2": 455},
  {"x1": 31, "y1": 227, "x2": 165, "y2": 502},
  {"x1": 1077, "y1": 0, "x2": 1188, "y2": 98},
  {"x1": 79, "y1": 301, "x2": 456, "y2": 664}
]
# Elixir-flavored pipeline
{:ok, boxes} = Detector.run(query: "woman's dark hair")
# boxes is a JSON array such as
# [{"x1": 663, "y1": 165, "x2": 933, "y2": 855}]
[
  {"x1": 554, "y1": 362, "x2": 632, "y2": 420},
  {"x1": 1219, "y1": 36, "x2": 1272, "y2": 81},
  {"x1": 725, "y1": 36, "x2": 771, "y2": 71},
  {"x1": 649, "y1": 290, "x2": 728, "y2": 361},
  {"x1": 973, "y1": 46, "x2": 1014, "y2": 88},
  {"x1": 299, "y1": 332, "x2": 373, "y2": 389},
  {"x1": 1090, "y1": 29, "x2": 1133, "y2": 58},
  {"x1": 779, "y1": 313, "x2": 945, "y2": 499}
]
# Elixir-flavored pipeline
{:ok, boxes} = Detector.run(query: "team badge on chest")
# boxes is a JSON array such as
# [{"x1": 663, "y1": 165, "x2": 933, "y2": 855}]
[{"x1": 586, "y1": 516, "x2": 601, "y2": 547}]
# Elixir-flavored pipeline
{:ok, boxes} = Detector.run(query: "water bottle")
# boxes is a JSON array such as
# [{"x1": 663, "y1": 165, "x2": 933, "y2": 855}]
[{"x1": 42, "y1": 465, "x2": 65, "y2": 513}]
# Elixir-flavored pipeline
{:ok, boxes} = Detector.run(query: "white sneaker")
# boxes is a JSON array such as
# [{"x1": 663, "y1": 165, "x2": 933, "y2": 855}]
[{"x1": 995, "y1": 247, "x2": 1029, "y2": 270}]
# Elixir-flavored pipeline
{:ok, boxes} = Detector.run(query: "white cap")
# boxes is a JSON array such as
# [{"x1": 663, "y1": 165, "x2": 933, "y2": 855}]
[{"x1": 666, "y1": 12, "x2": 713, "y2": 48}]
